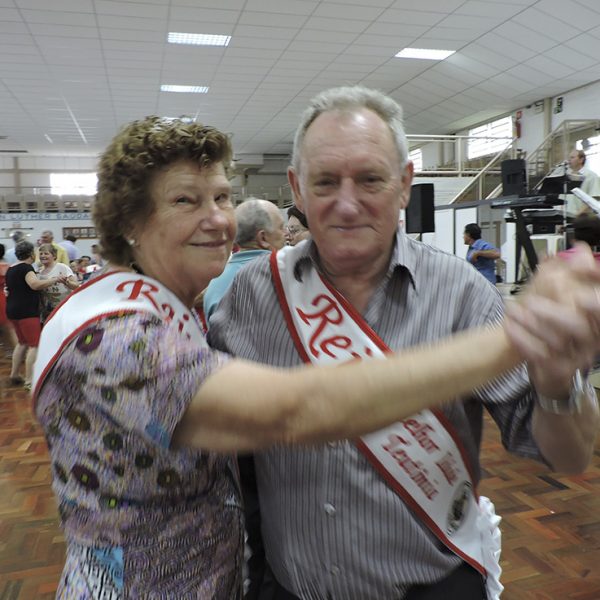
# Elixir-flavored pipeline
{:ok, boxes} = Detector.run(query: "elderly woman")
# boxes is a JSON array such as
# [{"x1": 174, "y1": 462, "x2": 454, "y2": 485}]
[
  {"x1": 37, "y1": 242, "x2": 79, "y2": 323},
  {"x1": 31, "y1": 117, "x2": 600, "y2": 598},
  {"x1": 6, "y1": 241, "x2": 66, "y2": 388},
  {"x1": 285, "y1": 205, "x2": 310, "y2": 246}
]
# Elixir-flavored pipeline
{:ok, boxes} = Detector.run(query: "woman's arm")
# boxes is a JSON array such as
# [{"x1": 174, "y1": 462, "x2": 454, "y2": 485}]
[
  {"x1": 172, "y1": 325, "x2": 518, "y2": 452},
  {"x1": 25, "y1": 271, "x2": 61, "y2": 291},
  {"x1": 64, "y1": 275, "x2": 79, "y2": 290},
  {"x1": 173, "y1": 246, "x2": 600, "y2": 454}
]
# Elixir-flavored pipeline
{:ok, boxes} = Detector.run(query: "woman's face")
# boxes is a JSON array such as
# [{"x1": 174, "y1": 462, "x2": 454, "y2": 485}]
[
  {"x1": 39, "y1": 249, "x2": 55, "y2": 266},
  {"x1": 285, "y1": 215, "x2": 310, "y2": 246},
  {"x1": 133, "y1": 160, "x2": 236, "y2": 307}
]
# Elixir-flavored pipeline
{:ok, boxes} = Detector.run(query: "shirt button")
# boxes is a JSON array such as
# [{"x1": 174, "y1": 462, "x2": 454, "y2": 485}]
[
  {"x1": 330, "y1": 565, "x2": 340, "y2": 576},
  {"x1": 323, "y1": 502, "x2": 336, "y2": 516}
]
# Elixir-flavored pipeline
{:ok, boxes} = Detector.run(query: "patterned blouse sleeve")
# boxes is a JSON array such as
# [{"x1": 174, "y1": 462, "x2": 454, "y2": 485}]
[{"x1": 44, "y1": 311, "x2": 230, "y2": 449}]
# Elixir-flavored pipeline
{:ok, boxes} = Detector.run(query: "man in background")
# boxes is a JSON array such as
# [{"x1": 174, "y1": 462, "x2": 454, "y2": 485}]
[
  {"x1": 463, "y1": 223, "x2": 500, "y2": 285},
  {"x1": 5, "y1": 231, "x2": 25, "y2": 265},
  {"x1": 567, "y1": 148, "x2": 600, "y2": 216},
  {"x1": 203, "y1": 198, "x2": 285, "y2": 322},
  {"x1": 59, "y1": 234, "x2": 80, "y2": 262}
]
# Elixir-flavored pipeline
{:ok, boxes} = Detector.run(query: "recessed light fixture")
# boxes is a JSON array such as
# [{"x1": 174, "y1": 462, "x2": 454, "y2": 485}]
[
  {"x1": 395, "y1": 48, "x2": 455, "y2": 60},
  {"x1": 168, "y1": 32, "x2": 231, "y2": 46},
  {"x1": 160, "y1": 85, "x2": 209, "y2": 93}
]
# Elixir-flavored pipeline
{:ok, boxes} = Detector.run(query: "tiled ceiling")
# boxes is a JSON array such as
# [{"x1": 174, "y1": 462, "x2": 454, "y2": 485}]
[{"x1": 1, "y1": 0, "x2": 600, "y2": 159}]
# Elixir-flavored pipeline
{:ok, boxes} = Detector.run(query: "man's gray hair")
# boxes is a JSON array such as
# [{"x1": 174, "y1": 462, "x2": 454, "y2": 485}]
[
  {"x1": 11, "y1": 231, "x2": 24, "y2": 243},
  {"x1": 291, "y1": 85, "x2": 409, "y2": 173},
  {"x1": 235, "y1": 198, "x2": 276, "y2": 247}
]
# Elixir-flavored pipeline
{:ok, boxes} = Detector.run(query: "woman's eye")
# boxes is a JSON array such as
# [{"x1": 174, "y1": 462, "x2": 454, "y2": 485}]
[{"x1": 174, "y1": 196, "x2": 192, "y2": 204}]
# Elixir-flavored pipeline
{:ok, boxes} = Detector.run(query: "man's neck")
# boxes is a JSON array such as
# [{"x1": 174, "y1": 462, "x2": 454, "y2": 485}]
[{"x1": 319, "y1": 255, "x2": 391, "y2": 314}]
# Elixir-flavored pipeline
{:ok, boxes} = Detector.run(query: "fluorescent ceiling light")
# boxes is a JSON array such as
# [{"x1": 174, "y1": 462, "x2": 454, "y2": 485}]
[
  {"x1": 160, "y1": 85, "x2": 209, "y2": 93},
  {"x1": 168, "y1": 32, "x2": 231, "y2": 46},
  {"x1": 395, "y1": 48, "x2": 455, "y2": 60}
]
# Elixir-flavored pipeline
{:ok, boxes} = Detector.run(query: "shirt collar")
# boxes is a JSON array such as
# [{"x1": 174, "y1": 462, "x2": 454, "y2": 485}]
[{"x1": 293, "y1": 228, "x2": 419, "y2": 291}]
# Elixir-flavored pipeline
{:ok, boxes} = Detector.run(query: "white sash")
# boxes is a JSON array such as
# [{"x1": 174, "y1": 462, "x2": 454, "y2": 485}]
[
  {"x1": 270, "y1": 245, "x2": 502, "y2": 599},
  {"x1": 32, "y1": 271, "x2": 207, "y2": 401}
]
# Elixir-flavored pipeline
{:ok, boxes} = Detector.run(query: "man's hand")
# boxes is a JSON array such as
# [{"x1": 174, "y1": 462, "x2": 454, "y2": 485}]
[{"x1": 504, "y1": 244, "x2": 600, "y2": 397}]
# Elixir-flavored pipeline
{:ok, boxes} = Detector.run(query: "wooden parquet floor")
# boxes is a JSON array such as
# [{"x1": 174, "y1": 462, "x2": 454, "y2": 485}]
[{"x1": 0, "y1": 347, "x2": 599, "y2": 600}]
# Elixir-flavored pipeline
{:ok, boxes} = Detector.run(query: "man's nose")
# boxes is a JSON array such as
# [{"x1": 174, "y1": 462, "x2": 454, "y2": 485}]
[{"x1": 336, "y1": 178, "x2": 360, "y2": 216}]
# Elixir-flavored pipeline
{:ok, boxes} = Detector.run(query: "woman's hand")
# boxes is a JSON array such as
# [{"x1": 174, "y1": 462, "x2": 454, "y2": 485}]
[{"x1": 504, "y1": 244, "x2": 600, "y2": 397}]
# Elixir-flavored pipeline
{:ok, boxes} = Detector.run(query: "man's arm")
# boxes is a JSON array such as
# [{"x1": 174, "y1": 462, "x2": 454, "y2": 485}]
[
  {"x1": 504, "y1": 245, "x2": 600, "y2": 473},
  {"x1": 470, "y1": 240, "x2": 500, "y2": 263}
]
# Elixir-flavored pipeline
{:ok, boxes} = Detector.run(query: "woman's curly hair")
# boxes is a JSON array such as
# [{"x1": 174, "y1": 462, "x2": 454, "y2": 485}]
[{"x1": 93, "y1": 116, "x2": 233, "y2": 266}]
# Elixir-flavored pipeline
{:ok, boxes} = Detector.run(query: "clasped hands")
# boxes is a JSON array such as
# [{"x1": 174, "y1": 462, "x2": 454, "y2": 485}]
[{"x1": 504, "y1": 244, "x2": 600, "y2": 398}]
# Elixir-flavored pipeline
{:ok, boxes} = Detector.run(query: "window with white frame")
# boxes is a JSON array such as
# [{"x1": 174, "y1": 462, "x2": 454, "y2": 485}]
[
  {"x1": 467, "y1": 116, "x2": 513, "y2": 160},
  {"x1": 50, "y1": 172, "x2": 98, "y2": 196},
  {"x1": 408, "y1": 148, "x2": 423, "y2": 172}
]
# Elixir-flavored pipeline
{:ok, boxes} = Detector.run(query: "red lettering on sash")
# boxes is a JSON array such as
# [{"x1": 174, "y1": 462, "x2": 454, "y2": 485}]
[
  {"x1": 296, "y1": 294, "x2": 357, "y2": 358},
  {"x1": 435, "y1": 452, "x2": 459, "y2": 486},
  {"x1": 116, "y1": 279, "x2": 161, "y2": 312},
  {"x1": 403, "y1": 419, "x2": 440, "y2": 453},
  {"x1": 383, "y1": 433, "x2": 438, "y2": 500}
]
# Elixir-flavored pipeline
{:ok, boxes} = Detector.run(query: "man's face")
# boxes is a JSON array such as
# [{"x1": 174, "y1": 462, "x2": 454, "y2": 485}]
[
  {"x1": 288, "y1": 108, "x2": 412, "y2": 276},
  {"x1": 40, "y1": 231, "x2": 52, "y2": 244},
  {"x1": 568, "y1": 151, "x2": 583, "y2": 171},
  {"x1": 463, "y1": 231, "x2": 471, "y2": 245}
]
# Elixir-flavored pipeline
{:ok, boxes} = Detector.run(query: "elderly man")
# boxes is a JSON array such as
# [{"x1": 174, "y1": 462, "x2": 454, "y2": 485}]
[
  {"x1": 566, "y1": 149, "x2": 600, "y2": 216},
  {"x1": 203, "y1": 198, "x2": 285, "y2": 322},
  {"x1": 209, "y1": 86, "x2": 600, "y2": 600}
]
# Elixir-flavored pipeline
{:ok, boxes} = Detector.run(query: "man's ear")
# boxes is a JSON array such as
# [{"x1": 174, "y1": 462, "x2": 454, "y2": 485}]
[
  {"x1": 288, "y1": 166, "x2": 304, "y2": 213},
  {"x1": 398, "y1": 161, "x2": 415, "y2": 210},
  {"x1": 256, "y1": 230, "x2": 270, "y2": 250}
]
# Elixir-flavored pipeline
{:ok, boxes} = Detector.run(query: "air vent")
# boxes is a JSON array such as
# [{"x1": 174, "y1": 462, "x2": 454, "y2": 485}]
[{"x1": 0, "y1": 149, "x2": 28, "y2": 153}]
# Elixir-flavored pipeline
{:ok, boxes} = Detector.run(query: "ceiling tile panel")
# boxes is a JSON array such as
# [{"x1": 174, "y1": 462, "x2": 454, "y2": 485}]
[
  {"x1": 523, "y1": 54, "x2": 572, "y2": 78},
  {"x1": 535, "y1": 0, "x2": 600, "y2": 30},
  {"x1": 16, "y1": 0, "x2": 94, "y2": 11},
  {"x1": 95, "y1": 0, "x2": 169, "y2": 18},
  {"x1": 27, "y1": 23, "x2": 98, "y2": 37},
  {"x1": 542, "y1": 46, "x2": 597, "y2": 71},
  {"x1": 389, "y1": 0, "x2": 464, "y2": 11},
  {"x1": 516, "y1": 7, "x2": 580, "y2": 42},
  {"x1": 302, "y1": 16, "x2": 366, "y2": 33},
  {"x1": 564, "y1": 33, "x2": 600, "y2": 59},
  {"x1": 313, "y1": 3, "x2": 383, "y2": 21},
  {"x1": 492, "y1": 21, "x2": 555, "y2": 53},
  {"x1": 238, "y1": 11, "x2": 307, "y2": 28},
  {"x1": 476, "y1": 31, "x2": 537, "y2": 61},
  {"x1": 244, "y1": 0, "x2": 318, "y2": 16}
]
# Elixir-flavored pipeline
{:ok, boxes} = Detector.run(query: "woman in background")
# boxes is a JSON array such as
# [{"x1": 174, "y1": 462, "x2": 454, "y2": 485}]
[
  {"x1": 0, "y1": 243, "x2": 17, "y2": 357},
  {"x1": 37, "y1": 243, "x2": 79, "y2": 323},
  {"x1": 6, "y1": 241, "x2": 66, "y2": 388}
]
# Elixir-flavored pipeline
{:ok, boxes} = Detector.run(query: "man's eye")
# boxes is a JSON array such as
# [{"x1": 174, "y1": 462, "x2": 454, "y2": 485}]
[{"x1": 216, "y1": 193, "x2": 233, "y2": 206}]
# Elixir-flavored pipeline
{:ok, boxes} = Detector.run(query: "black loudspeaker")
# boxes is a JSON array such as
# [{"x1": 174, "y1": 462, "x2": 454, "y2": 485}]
[
  {"x1": 531, "y1": 221, "x2": 557, "y2": 235},
  {"x1": 501, "y1": 159, "x2": 527, "y2": 196},
  {"x1": 405, "y1": 183, "x2": 435, "y2": 234}
]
